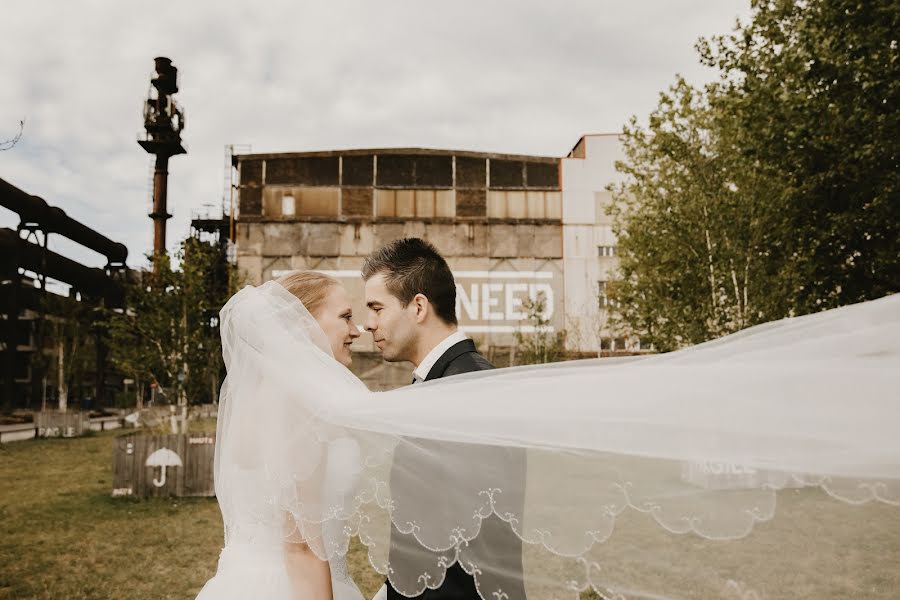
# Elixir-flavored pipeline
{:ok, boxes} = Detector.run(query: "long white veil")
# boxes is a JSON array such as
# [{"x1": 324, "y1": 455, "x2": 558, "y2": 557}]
[{"x1": 215, "y1": 282, "x2": 900, "y2": 599}]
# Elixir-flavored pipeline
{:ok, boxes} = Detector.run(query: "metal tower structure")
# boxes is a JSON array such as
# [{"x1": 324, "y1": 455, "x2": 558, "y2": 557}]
[{"x1": 138, "y1": 57, "x2": 186, "y2": 263}]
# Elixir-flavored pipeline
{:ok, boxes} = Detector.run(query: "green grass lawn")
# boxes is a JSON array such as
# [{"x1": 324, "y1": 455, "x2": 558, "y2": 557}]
[
  {"x1": 0, "y1": 430, "x2": 382, "y2": 600},
  {"x1": 2, "y1": 431, "x2": 898, "y2": 599}
]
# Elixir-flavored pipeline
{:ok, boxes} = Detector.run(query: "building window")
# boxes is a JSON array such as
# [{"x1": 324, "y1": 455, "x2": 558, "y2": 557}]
[
  {"x1": 16, "y1": 323, "x2": 33, "y2": 348},
  {"x1": 14, "y1": 353, "x2": 31, "y2": 381},
  {"x1": 263, "y1": 186, "x2": 340, "y2": 217},
  {"x1": 597, "y1": 280, "x2": 609, "y2": 308},
  {"x1": 597, "y1": 280, "x2": 620, "y2": 309},
  {"x1": 598, "y1": 245, "x2": 616, "y2": 257},
  {"x1": 600, "y1": 337, "x2": 628, "y2": 351},
  {"x1": 281, "y1": 195, "x2": 296, "y2": 216},
  {"x1": 487, "y1": 191, "x2": 561, "y2": 220},
  {"x1": 375, "y1": 189, "x2": 454, "y2": 218}
]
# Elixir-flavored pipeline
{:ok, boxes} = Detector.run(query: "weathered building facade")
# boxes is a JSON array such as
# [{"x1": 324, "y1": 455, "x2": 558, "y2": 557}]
[
  {"x1": 233, "y1": 148, "x2": 564, "y2": 388},
  {"x1": 561, "y1": 134, "x2": 629, "y2": 353}
]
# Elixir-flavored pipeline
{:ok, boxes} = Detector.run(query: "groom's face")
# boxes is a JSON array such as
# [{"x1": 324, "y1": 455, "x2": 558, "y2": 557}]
[{"x1": 364, "y1": 272, "x2": 418, "y2": 363}]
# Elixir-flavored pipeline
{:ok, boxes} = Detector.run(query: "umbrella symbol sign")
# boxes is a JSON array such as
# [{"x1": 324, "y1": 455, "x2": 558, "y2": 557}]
[{"x1": 146, "y1": 447, "x2": 183, "y2": 487}]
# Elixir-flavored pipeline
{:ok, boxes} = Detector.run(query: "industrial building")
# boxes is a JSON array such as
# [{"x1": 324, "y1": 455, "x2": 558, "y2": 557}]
[
  {"x1": 232, "y1": 139, "x2": 632, "y2": 387},
  {"x1": 561, "y1": 134, "x2": 634, "y2": 353}
]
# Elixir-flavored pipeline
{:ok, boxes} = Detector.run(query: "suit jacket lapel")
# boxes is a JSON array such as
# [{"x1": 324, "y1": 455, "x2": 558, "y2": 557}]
[{"x1": 423, "y1": 339, "x2": 477, "y2": 381}]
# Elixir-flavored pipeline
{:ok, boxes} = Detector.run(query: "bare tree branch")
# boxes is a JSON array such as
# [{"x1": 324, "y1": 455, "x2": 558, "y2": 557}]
[{"x1": 0, "y1": 118, "x2": 25, "y2": 151}]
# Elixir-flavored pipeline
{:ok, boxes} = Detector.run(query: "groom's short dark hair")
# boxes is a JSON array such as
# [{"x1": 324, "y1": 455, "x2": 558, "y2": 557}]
[{"x1": 362, "y1": 238, "x2": 458, "y2": 325}]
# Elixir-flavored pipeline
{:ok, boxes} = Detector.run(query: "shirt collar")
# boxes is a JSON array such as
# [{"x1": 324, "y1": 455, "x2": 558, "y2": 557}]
[{"x1": 413, "y1": 330, "x2": 469, "y2": 382}]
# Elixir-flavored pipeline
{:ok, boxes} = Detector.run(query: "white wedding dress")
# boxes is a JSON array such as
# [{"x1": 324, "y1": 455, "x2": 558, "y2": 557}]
[
  {"x1": 196, "y1": 282, "x2": 900, "y2": 600},
  {"x1": 196, "y1": 464, "x2": 364, "y2": 600},
  {"x1": 196, "y1": 282, "x2": 369, "y2": 600}
]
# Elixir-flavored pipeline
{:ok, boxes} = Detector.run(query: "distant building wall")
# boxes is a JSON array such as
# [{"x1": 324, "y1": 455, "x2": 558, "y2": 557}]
[
  {"x1": 233, "y1": 148, "x2": 563, "y2": 387},
  {"x1": 561, "y1": 135, "x2": 630, "y2": 353}
]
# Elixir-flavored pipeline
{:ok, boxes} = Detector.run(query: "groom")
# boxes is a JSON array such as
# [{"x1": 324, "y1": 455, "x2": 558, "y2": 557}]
[{"x1": 363, "y1": 238, "x2": 527, "y2": 600}]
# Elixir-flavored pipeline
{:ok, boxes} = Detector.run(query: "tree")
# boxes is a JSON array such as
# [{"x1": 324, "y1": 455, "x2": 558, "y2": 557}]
[
  {"x1": 609, "y1": 79, "x2": 771, "y2": 350},
  {"x1": 180, "y1": 236, "x2": 234, "y2": 406},
  {"x1": 513, "y1": 292, "x2": 567, "y2": 365},
  {"x1": 105, "y1": 237, "x2": 234, "y2": 408},
  {"x1": 43, "y1": 294, "x2": 96, "y2": 411},
  {"x1": 610, "y1": 0, "x2": 899, "y2": 349},
  {"x1": 699, "y1": 0, "x2": 900, "y2": 315},
  {"x1": 0, "y1": 119, "x2": 25, "y2": 151}
]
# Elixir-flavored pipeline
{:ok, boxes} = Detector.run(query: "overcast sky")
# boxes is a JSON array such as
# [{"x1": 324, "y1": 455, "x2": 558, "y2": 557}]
[{"x1": 1, "y1": 0, "x2": 749, "y2": 271}]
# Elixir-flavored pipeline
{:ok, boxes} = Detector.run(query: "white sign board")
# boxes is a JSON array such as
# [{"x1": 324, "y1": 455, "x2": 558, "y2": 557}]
[{"x1": 272, "y1": 269, "x2": 559, "y2": 334}]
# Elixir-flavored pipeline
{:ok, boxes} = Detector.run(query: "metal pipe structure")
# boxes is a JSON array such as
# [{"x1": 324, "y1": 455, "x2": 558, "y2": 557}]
[
  {"x1": 0, "y1": 177, "x2": 128, "y2": 266},
  {"x1": 0, "y1": 237, "x2": 20, "y2": 413},
  {"x1": 1, "y1": 227, "x2": 125, "y2": 412},
  {"x1": 0, "y1": 229, "x2": 124, "y2": 305},
  {"x1": 0, "y1": 177, "x2": 129, "y2": 411}
]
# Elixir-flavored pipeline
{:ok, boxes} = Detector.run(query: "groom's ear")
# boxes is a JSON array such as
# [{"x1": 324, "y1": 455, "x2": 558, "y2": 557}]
[{"x1": 411, "y1": 293, "x2": 430, "y2": 324}]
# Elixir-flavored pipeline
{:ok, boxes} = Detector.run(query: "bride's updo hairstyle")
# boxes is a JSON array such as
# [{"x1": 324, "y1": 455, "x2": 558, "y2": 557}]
[{"x1": 274, "y1": 270, "x2": 339, "y2": 317}]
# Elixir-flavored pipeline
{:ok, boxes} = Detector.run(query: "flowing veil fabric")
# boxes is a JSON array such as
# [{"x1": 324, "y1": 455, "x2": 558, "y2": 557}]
[{"x1": 205, "y1": 281, "x2": 900, "y2": 600}]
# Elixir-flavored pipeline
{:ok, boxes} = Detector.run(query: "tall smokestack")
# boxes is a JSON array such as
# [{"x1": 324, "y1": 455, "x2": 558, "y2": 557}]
[{"x1": 138, "y1": 57, "x2": 186, "y2": 265}]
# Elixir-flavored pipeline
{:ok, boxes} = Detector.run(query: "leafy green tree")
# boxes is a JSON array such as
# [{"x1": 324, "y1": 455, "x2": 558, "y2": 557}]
[
  {"x1": 514, "y1": 292, "x2": 567, "y2": 364},
  {"x1": 610, "y1": 0, "x2": 899, "y2": 350},
  {"x1": 43, "y1": 294, "x2": 96, "y2": 411},
  {"x1": 105, "y1": 238, "x2": 233, "y2": 407},
  {"x1": 609, "y1": 79, "x2": 771, "y2": 350},
  {"x1": 180, "y1": 237, "x2": 233, "y2": 406},
  {"x1": 699, "y1": 0, "x2": 899, "y2": 316}
]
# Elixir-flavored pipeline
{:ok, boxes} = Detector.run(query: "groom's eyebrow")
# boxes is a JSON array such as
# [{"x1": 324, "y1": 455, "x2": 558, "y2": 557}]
[{"x1": 366, "y1": 300, "x2": 382, "y2": 309}]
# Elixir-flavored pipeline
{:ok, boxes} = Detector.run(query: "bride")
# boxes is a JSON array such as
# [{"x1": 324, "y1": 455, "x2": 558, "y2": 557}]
[
  {"x1": 197, "y1": 271, "x2": 900, "y2": 600},
  {"x1": 196, "y1": 271, "x2": 365, "y2": 599}
]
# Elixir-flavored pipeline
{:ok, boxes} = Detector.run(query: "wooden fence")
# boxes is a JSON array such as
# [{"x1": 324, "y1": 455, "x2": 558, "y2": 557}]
[{"x1": 111, "y1": 433, "x2": 216, "y2": 498}]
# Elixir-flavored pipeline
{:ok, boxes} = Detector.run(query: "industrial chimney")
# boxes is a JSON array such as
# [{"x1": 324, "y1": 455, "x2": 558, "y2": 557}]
[{"x1": 138, "y1": 57, "x2": 186, "y2": 264}]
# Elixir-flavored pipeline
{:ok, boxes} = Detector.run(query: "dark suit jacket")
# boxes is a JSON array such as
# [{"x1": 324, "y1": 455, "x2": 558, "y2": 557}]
[
  {"x1": 423, "y1": 338, "x2": 494, "y2": 382},
  {"x1": 386, "y1": 339, "x2": 527, "y2": 600}
]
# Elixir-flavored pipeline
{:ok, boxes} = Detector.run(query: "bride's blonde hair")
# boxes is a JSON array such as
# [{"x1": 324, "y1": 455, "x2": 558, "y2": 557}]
[{"x1": 274, "y1": 270, "x2": 340, "y2": 316}]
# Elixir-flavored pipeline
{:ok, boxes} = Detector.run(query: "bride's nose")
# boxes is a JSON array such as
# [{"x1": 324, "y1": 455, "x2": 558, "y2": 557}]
[{"x1": 349, "y1": 320, "x2": 361, "y2": 339}]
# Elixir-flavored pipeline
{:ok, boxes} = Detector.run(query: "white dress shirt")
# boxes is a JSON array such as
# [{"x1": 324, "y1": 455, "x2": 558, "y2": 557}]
[{"x1": 412, "y1": 330, "x2": 469, "y2": 383}]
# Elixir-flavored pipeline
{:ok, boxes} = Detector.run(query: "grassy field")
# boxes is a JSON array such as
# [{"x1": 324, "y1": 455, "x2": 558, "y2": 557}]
[
  {"x1": 0, "y1": 430, "x2": 382, "y2": 600},
  {"x1": 2, "y1": 430, "x2": 898, "y2": 599}
]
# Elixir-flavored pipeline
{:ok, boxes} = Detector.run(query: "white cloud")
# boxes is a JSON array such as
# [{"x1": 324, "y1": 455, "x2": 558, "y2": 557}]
[{"x1": 0, "y1": 0, "x2": 749, "y2": 269}]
